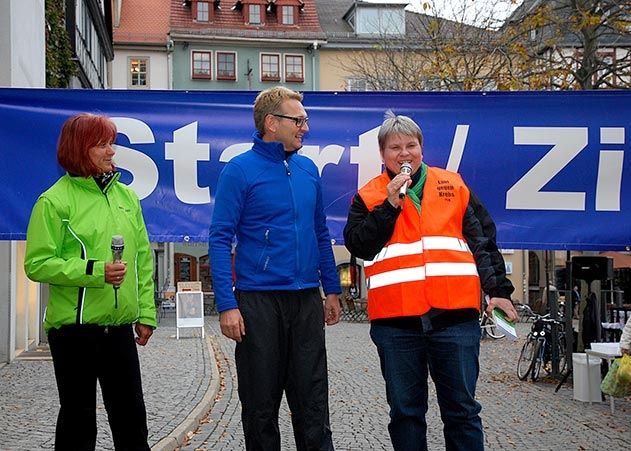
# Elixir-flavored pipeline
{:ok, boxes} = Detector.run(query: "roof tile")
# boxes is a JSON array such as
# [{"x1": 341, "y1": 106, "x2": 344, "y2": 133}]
[
  {"x1": 114, "y1": 0, "x2": 171, "y2": 44},
  {"x1": 170, "y1": 0, "x2": 324, "y2": 40}
]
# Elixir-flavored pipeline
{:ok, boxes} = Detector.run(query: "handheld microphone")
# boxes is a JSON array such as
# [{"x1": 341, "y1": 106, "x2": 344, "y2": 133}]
[
  {"x1": 111, "y1": 235, "x2": 124, "y2": 289},
  {"x1": 398, "y1": 162, "x2": 412, "y2": 199}
]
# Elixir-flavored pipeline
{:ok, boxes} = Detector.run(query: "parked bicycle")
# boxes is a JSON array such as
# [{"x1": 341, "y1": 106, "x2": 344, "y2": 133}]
[
  {"x1": 517, "y1": 315, "x2": 567, "y2": 381},
  {"x1": 515, "y1": 303, "x2": 536, "y2": 323},
  {"x1": 480, "y1": 309, "x2": 505, "y2": 339}
]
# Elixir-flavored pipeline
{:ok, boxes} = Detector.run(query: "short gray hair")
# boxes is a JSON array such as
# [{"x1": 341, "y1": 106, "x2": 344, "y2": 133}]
[{"x1": 377, "y1": 110, "x2": 423, "y2": 151}]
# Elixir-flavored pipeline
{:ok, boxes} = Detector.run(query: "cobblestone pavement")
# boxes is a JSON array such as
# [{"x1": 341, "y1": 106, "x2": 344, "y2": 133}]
[
  {"x1": 0, "y1": 313, "x2": 211, "y2": 451},
  {"x1": 185, "y1": 320, "x2": 631, "y2": 451},
  {"x1": 1, "y1": 318, "x2": 630, "y2": 450}
]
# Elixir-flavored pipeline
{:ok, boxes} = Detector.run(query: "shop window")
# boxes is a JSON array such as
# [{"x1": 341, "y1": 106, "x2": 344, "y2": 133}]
[
  {"x1": 175, "y1": 253, "x2": 198, "y2": 284},
  {"x1": 199, "y1": 255, "x2": 212, "y2": 291}
]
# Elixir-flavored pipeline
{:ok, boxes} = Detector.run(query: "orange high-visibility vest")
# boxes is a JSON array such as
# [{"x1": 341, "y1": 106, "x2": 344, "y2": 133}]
[{"x1": 359, "y1": 166, "x2": 481, "y2": 320}]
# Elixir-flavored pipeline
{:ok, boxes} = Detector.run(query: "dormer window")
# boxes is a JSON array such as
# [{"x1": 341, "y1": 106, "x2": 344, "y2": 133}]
[
  {"x1": 344, "y1": 3, "x2": 407, "y2": 36},
  {"x1": 197, "y1": 1, "x2": 209, "y2": 21},
  {"x1": 192, "y1": 0, "x2": 220, "y2": 22},
  {"x1": 249, "y1": 4, "x2": 262, "y2": 24},
  {"x1": 281, "y1": 5, "x2": 295, "y2": 25}
]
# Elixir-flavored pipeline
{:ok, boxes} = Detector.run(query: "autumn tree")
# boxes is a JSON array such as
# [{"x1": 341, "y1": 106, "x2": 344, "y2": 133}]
[
  {"x1": 501, "y1": 0, "x2": 631, "y2": 90},
  {"x1": 335, "y1": 0, "x2": 518, "y2": 91}
]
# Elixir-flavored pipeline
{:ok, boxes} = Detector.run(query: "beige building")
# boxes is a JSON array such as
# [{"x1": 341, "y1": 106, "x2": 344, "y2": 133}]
[{"x1": 314, "y1": 0, "x2": 529, "y2": 304}]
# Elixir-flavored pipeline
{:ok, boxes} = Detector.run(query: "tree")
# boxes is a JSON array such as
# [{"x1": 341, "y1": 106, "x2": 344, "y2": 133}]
[
  {"x1": 502, "y1": 0, "x2": 631, "y2": 90},
  {"x1": 334, "y1": 0, "x2": 518, "y2": 91},
  {"x1": 45, "y1": 0, "x2": 76, "y2": 88}
]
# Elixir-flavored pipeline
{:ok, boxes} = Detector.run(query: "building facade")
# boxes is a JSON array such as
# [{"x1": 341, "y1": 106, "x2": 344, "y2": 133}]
[
  {"x1": 0, "y1": 1, "x2": 46, "y2": 364},
  {"x1": 169, "y1": 0, "x2": 325, "y2": 91}
]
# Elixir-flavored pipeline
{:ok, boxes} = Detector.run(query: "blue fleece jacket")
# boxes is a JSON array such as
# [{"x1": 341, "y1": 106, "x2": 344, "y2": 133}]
[{"x1": 209, "y1": 133, "x2": 341, "y2": 313}]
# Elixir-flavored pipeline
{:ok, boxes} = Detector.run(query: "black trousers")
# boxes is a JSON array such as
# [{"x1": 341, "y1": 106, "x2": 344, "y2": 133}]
[
  {"x1": 235, "y1": 288, "x2": 334, "y2": 451},
  {"x1": 47, "y1": 324, "x2": 150, "y2": 451}
]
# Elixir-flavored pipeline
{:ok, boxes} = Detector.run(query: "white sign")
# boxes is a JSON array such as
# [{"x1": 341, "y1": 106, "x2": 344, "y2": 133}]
[{"x1": 176, "y1": 291, "x2": 205, "y2": 339}]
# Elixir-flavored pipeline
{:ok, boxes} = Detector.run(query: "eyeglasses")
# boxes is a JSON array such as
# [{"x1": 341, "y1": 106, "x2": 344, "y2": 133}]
[{"x1": 271, "y1": 114, "x2": 309, "y2": 128}]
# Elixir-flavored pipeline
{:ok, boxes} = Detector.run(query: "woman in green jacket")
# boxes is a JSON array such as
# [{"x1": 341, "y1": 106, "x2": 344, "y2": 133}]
[{"x1": 24, "y1": 113, "x2": 156, "y2": 451}]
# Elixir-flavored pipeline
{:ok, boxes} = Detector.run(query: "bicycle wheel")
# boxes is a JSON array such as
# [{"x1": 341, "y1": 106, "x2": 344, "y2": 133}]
[
  {"x1": 531, "y1": 341, "x2": 544, "y2": 382},
  {"x1": 517, "y1": 339, "x2": 536, "y2": 380},
  {"x1": 556, "y1": 335, "x2": 568, "y2": 375},
  {"x1": 481, "y1": 314, "x2": 505, "y2": 339}
]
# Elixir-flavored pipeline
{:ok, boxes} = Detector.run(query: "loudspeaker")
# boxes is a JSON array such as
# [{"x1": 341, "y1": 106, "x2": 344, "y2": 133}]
[{"x1": 571, "y1": 256, "x2": 614, "y2": 281}]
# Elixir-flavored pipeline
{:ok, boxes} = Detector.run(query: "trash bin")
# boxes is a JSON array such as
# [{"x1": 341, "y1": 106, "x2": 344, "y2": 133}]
[{"x1": 572, "y1": 353, "x2": 602, "y2": 402}]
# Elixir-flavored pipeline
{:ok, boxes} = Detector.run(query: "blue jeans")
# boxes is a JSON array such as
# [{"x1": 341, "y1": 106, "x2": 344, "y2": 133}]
[{"x1": 370, "y1": 319, "x2": 483, "y2": 451}]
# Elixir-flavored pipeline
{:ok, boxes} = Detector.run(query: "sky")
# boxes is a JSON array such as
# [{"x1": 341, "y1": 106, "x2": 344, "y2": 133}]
[{"x1": 404, "y1": 0, "x2": 522, "y2": 27}]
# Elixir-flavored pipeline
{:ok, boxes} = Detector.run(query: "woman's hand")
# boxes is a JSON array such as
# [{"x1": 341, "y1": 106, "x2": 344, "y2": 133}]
[
  {"x1": 105, "y1": 262, "x2": 127, "y2": 286},
  {"x1": 386, "y1": 173, "x2": 411, "y2": 208}
]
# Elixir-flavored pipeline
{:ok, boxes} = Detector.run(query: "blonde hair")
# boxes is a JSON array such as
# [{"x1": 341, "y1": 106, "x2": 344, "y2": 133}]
[{"x1": 253, "y1": 86, "x2": 303, "y2": 135}]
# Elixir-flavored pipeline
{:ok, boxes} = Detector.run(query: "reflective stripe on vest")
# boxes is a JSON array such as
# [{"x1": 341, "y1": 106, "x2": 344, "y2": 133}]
[
  {"x1": 364, "y1": 236, "x2": 470, "y2": 268},
  {"x1": 367, "y1": 262, "x2": 478, "y2": 289},
  {"x1": 365, "y1": 236, "x2": 477, "y2": 289}
]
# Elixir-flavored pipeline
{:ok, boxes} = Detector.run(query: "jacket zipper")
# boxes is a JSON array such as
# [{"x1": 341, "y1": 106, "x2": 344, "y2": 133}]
[{"x1": 284, "y1": 159, "x2": 301, "y2": 288}]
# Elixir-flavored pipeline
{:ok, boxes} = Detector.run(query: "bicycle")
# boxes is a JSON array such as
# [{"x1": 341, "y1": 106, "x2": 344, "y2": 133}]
[
  {"x1": 517, "y1": 315, "x2": 567, "y2": 381},
  {"x1": 480, "y1": 309, "x2": 505, "y2": 339},
  {"x1": 515, "y1": 303, "x2": 536, "y2": 323}
]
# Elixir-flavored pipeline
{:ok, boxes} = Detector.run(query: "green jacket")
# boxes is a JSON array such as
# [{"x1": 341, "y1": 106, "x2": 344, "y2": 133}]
[{"x1": 24, "y1": 173, "x2": 156, "y2": 332}]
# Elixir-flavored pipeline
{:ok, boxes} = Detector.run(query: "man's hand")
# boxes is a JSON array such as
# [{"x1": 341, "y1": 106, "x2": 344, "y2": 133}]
[
  {"x1": 220, "y1": 308, "x2": 246, "y2": 342},
  {"x1": 622, "y1": 347, "x2": 629, "y2": 356},
  {"x1": 486, "y1": 297, "x2": 518, "y2": 322},
  {"x1": 135, "y1": 323, "x2": 153, "y2": 346},
  {"x1": 324, "y1": 294, "x2": 341, "y2": 326}
]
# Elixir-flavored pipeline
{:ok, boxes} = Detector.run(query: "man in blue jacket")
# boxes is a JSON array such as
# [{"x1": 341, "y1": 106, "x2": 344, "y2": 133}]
[{"x1": 209, "y1": 86, "x2": 341, "y2": 451}]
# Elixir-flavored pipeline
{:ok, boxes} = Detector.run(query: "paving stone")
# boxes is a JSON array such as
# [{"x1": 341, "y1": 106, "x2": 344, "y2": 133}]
[{"x1": 1, "y1": 318, "x2": 629, "y2": 450}]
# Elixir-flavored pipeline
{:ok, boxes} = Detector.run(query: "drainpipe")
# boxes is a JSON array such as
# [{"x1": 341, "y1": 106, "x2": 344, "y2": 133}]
[
  {"x1": 166, "y1": 36, "x2": 174, "y2": 90},
  {"x1": 311, "y1": 41, "x2": 319, "y2": 90}
]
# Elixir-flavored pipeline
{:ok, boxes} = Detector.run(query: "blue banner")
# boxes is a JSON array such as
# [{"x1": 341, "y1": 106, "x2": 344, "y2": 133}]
[{"x1": 1, "y1": 88, "x2": 629, "y2": 250}]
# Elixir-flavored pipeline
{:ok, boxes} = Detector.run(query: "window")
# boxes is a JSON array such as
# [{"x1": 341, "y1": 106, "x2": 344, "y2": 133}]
[
  {"x1": 261, "y1": 53, "x2": 280, "y2": 81},
  {"x1": 354, "y1": 6, "x2": 405, "y2": 35},
  {"x1": 284, "y1": 55, "x2": 304, "y2": 82},
  {"x1": 197, "y1": 1, "x2": 209, "y2": 21},
  {"x1": 217, "y1": 52, "x2": 236, "y2": 80},
  {"x1": 129, "y1": 58, "x2": 148, "y2": 88},
  {"x1": 249, "y1": 4, "x2": 261, "y2": 24},
  {"x1": 192, "y1": 51, "x2": 212, "y2": 79},
  {"x1": 346, "y1": 77, "x2": 368, "y2": 91},
  {"x1": 282, "y1": 5, "x2": 294, "y2": 25},
  {"x1": 530, "y1": 28, "x2": 538, "y2": 41}
]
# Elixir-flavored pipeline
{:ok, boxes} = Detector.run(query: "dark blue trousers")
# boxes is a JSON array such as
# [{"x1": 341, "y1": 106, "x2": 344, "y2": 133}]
[{"x1": 371, "y1": 318, "x2": 483, "y2": 451}]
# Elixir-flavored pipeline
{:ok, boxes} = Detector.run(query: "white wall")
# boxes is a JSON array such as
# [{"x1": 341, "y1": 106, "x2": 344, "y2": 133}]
[
  {"x1": 0, "y1": 0, "x2": 45, "y2": 87},
  {"x1": 0, "y1": 0, "x2": 45, "y2": 363},
  {"x1": 111, "y1": 49, "x2": 169, "y2": 89}
]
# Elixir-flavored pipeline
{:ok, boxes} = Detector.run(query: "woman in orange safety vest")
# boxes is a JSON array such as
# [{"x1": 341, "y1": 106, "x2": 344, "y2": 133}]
[{"x1": 344, "y1": 111, "x2": 517, "y2": 451}]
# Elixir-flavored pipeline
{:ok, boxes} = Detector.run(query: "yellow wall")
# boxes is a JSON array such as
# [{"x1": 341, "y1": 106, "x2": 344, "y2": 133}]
[{"x1": 319, "y1": 49, "x2": 364, "y2": 91}]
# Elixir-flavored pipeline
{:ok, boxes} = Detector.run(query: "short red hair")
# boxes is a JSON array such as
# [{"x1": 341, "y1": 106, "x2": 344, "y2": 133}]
[{"x1": 57, "y1": 113, "x2": 117, "y2": 176}]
